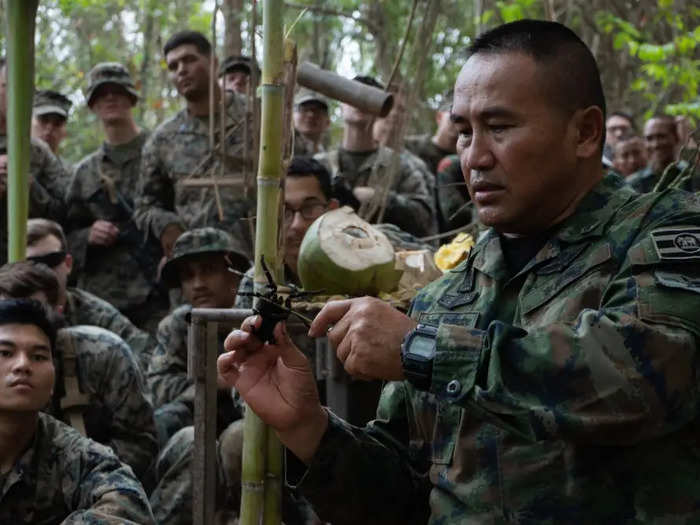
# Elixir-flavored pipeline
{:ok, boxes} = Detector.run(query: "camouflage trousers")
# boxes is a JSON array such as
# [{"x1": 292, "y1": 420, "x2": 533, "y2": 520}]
[{"x1": 150, "y1": 421, "x2": 321, "y2": 525}]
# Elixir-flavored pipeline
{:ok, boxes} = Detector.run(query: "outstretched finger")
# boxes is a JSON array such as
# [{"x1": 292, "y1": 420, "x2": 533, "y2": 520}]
[
  {"x1": 224, "y1": 327, "x2": 264, "y2": 355},
  {"x1": 217, "y1": 351, "x2": 241, "y2": 388},
  {"x1": 308, "y1": 299, "x2": 354, "y2": 337}
]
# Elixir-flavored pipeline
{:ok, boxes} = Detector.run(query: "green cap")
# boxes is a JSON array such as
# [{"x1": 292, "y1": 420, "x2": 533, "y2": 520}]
[
  {"x1": 85, "y1": 62, "x2": 139, "y2": 106},
  {"x1": 161, "y1": 227, "x2": 250, "y2": 288},
  {"x1": 33, "y1": 90, "x2": 72, "y2": 119},
  {"x1": 219, "y1": 55, "x2": 260, "y2": 77},
  {"x1": 294, "y1": 88, "x2": 329, "y2": 111}
]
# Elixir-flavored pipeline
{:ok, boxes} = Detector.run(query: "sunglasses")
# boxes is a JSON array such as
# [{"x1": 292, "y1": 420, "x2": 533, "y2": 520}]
[{"x1": 27, "y1": 251, "x2": 66, "y2": 268}]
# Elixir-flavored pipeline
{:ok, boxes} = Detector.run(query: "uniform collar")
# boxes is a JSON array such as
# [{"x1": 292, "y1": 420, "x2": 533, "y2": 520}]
[
  {"x1": 176, "y1": 91, "x2": 246, "y2": 134},
  {"x1": 470, "y1": 173, "x2": 634, "y2": 280}
]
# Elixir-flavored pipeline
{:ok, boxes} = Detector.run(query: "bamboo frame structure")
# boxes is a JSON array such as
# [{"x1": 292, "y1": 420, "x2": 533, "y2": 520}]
[
  {"x1": 239, "y1": 0, "x2": 285, "y2": 523},
  {"x1": 5, "y1": 0, "x2": 38, "y2": 262}
]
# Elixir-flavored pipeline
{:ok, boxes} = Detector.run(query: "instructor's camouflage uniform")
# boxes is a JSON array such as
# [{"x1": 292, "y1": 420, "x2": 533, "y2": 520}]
[
  {"x1": 66, "y1": 63, "x2": 166, "y2": 333},
  {"x1": 135, "y1": 92, "x2": 255, "y2": 258},
  {"x1": 294, "y1": 174, "x2": 700, "y2": 523},
  {"x1": 0, "y1": 412, "x2": 155, "y2": 524}
]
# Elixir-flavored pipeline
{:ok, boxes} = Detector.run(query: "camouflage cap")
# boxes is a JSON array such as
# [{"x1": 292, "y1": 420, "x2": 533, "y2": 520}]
[
  {"x1": 294, "y1": 88, "x2": 329, "y2": 111},
  {"x1": 161, "y1": 227, "x2": 251, "y2": 288},
  {"x1": 219, "y1": 55, "x2": 260, "y2": 77},
  {"x1": 85, "y1": 62, "x2": 139, "y2": 106},
  {"x1": 33, "y1": 90, "x2": 72, "y2": 119}
]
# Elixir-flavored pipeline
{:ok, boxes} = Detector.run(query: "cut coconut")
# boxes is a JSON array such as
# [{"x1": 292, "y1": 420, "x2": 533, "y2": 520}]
[{"x1": 297, "y1": 206, "x2": 402, "y2": 296}]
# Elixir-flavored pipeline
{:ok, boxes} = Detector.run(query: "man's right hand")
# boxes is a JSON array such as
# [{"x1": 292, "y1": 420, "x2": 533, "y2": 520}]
[
  {"x1": 88, "y1": 220, "x2": 120, "y2": 246},
  {"x1": 218, "y1": 315, "x2": 328, "y2": 464},
  {"x1": 160, "y1": 223, "x2": 184, "y2": 257}
]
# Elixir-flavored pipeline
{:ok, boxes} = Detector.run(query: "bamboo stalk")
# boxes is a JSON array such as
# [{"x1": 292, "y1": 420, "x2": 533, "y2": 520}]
[
  {"x1": 5, "y1": 0, "x2": 38, "y2": 262},
  {"x1": 240, "y1": 0, "x2": 285, "y2": 523}
]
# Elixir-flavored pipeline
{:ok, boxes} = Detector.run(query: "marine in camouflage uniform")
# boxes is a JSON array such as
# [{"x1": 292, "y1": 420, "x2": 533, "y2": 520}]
[
  {"x1": 626, "y1": 160, "x2": 690, "y2": 193},
  {"x1": 315, "y1": 146, "x2": 437, "y2": 238},
  {"x1": 293, "y1": 89, "x2": 330, "y2": 157},
  {"x1": 135, "y1": 90, "x2": 255, "y2": 258},
  {"x1": 148, "y1": 227, "x2": 249, "y2": 442},
  {"x1": 0, "y1": 412, "x2": 155, "y2": 524},
  {"x1": 66, "y1": 63, "x2": 167, "y2": 333},
  {"x1": 405, "y1": 134, "x2": 453, "y2": 176},
  {"x1": 47, "y1": 325, "x2": 158, "y2": 481},
  {"x1": 0, "y1": 63, "x2": 69, "y2": 265}
]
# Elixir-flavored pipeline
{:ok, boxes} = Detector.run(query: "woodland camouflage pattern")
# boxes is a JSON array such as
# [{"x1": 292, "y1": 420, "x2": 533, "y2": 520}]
[
  {"x1": 315, "y1": 146, "x2": 437, "y2": 237},
  {"x1": 134, "y1": 92, "x2": 256, "y2": 258},
  {"x1": 65, "y1": 131, "x2": 165, "y2": 318},
  {"x1": 626, "y1": 161, "x2": 692, "y2": 193},
  {"x1": 48, "y1": 325, "x2": 157, "y2": 480},
  {"x1": 0, "y1": 412, "x2": 155, "y2": 524},
  {"x1": 0, "y1": 136, "x2": 69, "y2": 265},
  {"x1": 63, "y1": 287, "x2": 156, "y2": 372},
  {"x1": 297, "y1": 174, "x2": 700, "y2": 524}
]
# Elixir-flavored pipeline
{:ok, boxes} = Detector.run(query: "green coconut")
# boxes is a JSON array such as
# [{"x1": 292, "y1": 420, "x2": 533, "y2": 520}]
[{"x1": 297, "y1": 207, "x2": 402, "y2": 296}]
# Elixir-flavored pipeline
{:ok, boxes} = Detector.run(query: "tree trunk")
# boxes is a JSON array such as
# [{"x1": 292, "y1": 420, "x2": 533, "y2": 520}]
[{"x1": 223, "y1": 0, "x2": 244, "y2": 57}]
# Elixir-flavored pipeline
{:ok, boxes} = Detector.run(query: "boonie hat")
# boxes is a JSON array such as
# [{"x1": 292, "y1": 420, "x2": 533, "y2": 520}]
[{"x1": 161, "y1": 227, "x2": 250, "y2": 288}]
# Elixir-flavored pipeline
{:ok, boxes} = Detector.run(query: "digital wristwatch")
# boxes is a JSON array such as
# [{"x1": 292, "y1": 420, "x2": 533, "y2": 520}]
[{"x1": 401, "y1": 323, "x2": 438, "y2": 391}]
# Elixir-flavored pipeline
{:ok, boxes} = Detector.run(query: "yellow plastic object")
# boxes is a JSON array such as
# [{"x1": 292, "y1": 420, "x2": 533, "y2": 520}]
[{"x1": 434, "y1": 232, "x2": 475, "y2": 271}]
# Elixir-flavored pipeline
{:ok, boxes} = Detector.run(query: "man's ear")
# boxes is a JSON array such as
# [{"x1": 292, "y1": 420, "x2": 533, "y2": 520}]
[
  {"x1": 328, "y1": 198, "x2": 340, "y2": 210},
  {"x1": 64, "y1": 253, "x2": 73, "y2": 276},
  {"x1": 574, "y1": 105, "x2": 604, "y2": 159}
]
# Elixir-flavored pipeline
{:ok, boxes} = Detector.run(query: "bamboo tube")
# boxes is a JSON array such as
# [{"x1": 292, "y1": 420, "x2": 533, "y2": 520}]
[
  {"x1": 239, "y1": 0, "x2": 285, "y2": 523},
  {"x1": 5, "y1": 0, "x2": 38, "y2": 262}
]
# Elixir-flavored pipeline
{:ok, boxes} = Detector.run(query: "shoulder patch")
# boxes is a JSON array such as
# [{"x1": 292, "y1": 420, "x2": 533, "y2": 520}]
[{"x1": 651, "y1": 227, "x2": 700, "y2": 261}]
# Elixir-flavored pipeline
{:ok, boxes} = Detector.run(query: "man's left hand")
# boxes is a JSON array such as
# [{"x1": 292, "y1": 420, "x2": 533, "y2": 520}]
[{"x1": 309, "y1": 297, "x2": 416, "y2": 381}]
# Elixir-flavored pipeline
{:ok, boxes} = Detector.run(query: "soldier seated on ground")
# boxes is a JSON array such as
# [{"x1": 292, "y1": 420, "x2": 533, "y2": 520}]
[
  {"x1": 315, "y1": 75, "x2": 437, "y2": 238},
  {"x1": 148, "y1": 227, "x2": 249, "y2": 445},
  {"x1": 0, "y1": 298, "x2": 155, "y2": 524},
  {"x1": 25, "y1": 218, "x2": 156, "y2": 371},
  {"x1": 612, "y1": 135, "x2": 647, "y2": 177},
  {"x1": 0, "y1": 261, "x2": 157, "y2": 482}
]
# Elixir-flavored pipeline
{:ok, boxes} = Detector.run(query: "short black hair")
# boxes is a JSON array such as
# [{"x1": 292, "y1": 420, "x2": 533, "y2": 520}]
[
  {"x1": 468, "y1": 20, "x2": 606, "y2": 121},
  {"x1": 288, "y1": 156, "x2": 333, "y2": 201},
  {"x1": 164, "y1": 30, "x2": 212, "y2": 57},
  {"x1": 0, "y1": 298, "x2": 56, "y2": 351},
  {"x1": 353, "y1": 75, "x2": 384, "y2": 91}
]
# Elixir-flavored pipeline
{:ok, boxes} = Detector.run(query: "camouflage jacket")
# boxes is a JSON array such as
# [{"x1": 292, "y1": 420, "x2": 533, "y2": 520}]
[
  {"x1": 404, "y1": 133, "x2": 452, "y2": 176},
  {"x1": 147, "y1": 304, "x2": 239, "y2": 419},
  {"x1": 64, "y1": 287, "x2": 156, "y2": 371},
  {"x1": 0, "y1": 136, "x2": 69, "y2": 265},
  {"x1": 298, "y1": 173, "x2": 700, "y2": 524},
  {"x1": 135, "y1": 93, "x2": 255, "y2": 258},
  {"x1": 65, "y1": 131, "x2": 163, "y2": 311},
  {"x1": 315, "y1": 147, "x2": 437, "y2": 238},
  {"x1": 0, "y1": 412, "x2": 155, "y2": 524},
  {"x1": 294, "y1": 129, "x2": 325, "y2": 157},
  {"x1": 48, "y1": 325, "x2": 157, "y2": 480}
]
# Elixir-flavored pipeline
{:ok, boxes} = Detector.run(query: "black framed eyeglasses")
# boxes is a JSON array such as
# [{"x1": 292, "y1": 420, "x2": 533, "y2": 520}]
[
  {"x1": 284, "y1": 202, "x2": 327, "y2": 224},
  {"x1": 27, "y1": 251, "x2": 66, "y2": 268}
]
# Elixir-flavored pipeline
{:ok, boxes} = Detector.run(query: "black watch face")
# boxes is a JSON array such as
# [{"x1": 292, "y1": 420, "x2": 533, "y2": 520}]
[{"x1": 410, "y1": 334, "x2": 436, "y2": 359}]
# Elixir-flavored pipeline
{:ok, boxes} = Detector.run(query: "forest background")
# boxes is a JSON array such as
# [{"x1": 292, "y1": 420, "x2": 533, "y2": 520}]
[{"x1": 0, "y1": 0, "x2": 698, "y2": 164}]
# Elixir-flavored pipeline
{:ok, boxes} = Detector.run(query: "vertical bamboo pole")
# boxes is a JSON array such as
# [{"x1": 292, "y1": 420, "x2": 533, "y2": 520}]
[
  {"x1": 240, "y1": 0, "x2": 284, "y2": 523},
  {"x1": 5, "y1": 0, "x2": 38, "y2": 262}
]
